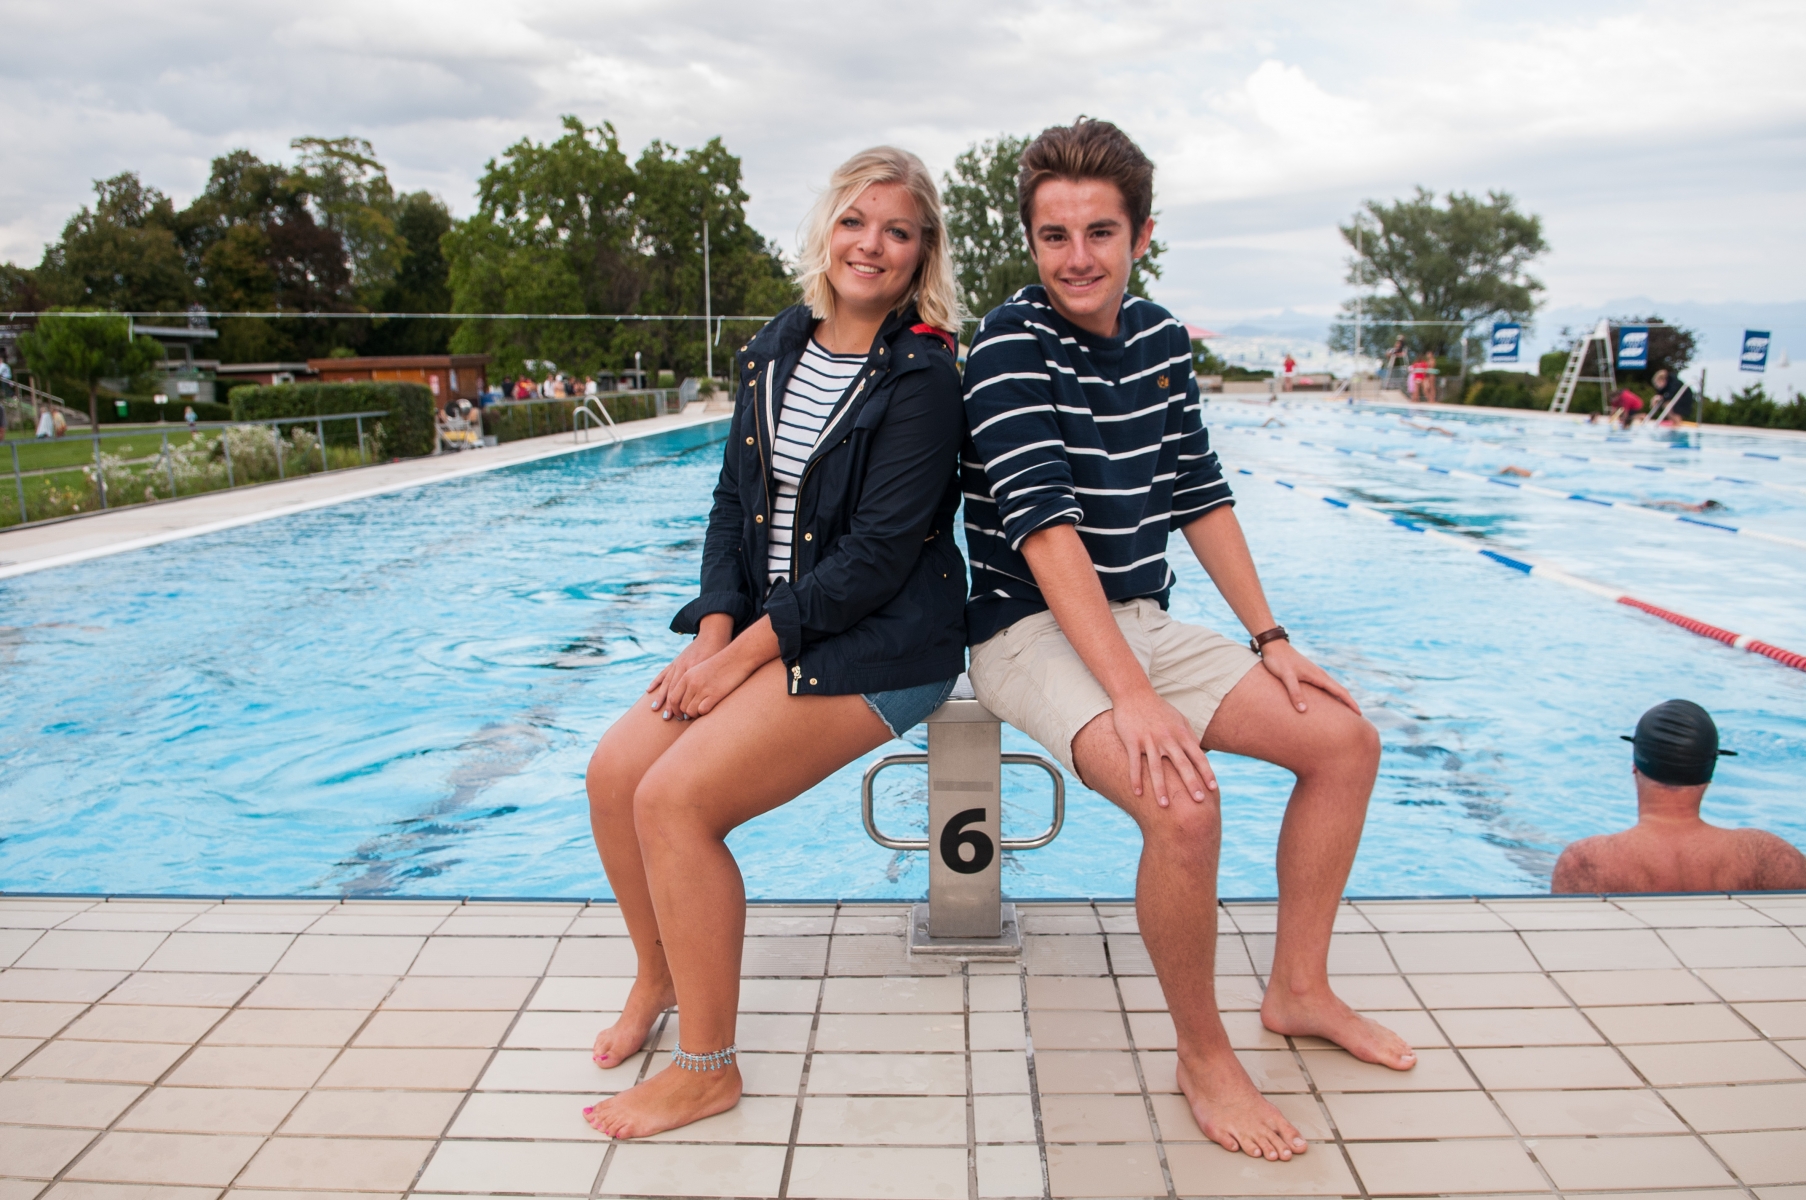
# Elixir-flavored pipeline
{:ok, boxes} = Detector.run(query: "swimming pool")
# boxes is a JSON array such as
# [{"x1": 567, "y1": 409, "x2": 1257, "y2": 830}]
[{"x1": 2, "y1": 405, "x2": 1802, "y2": 899}]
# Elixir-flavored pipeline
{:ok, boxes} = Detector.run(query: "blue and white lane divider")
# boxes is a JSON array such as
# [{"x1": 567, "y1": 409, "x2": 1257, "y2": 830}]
[
  {"x1": 1230, "y1": 427, "x2": 1806, "y2": 551},
  {"x1": 1235, "y1": 466, "x2": 1806, "y2": 674}
]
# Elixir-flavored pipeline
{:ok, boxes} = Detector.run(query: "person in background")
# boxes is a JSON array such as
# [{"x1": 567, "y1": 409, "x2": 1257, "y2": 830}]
[
  {"x1": 1281, "y1": 353, "x2": 1296, "y2": 392},
  {"x1": 36, "y1": 403, "x2": 55, "y2": 440},
  {"x1": 184, "y1": 404, "x2": 197, "y2": 430},
  {"x1": 1408, "y1": 350, "x2": 1436, "y2": 402},
  {"x1": 1553, "y1": 700, "x2": 1806, "y2": 894},
  {"x1": 1610, "y1": 388, "x2": 1644, "y2": 429},
  {"x1": 0, "y1": 357, "x2": 12, "y2": 399},
  {"x1": 1652, "y1": 368, "x2": 1697, "y2": 423}
]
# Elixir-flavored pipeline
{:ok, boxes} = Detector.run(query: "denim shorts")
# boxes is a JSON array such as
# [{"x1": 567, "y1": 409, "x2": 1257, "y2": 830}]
[{"x1": 863, "y1": 676, "x2": 960, "y2": 739}]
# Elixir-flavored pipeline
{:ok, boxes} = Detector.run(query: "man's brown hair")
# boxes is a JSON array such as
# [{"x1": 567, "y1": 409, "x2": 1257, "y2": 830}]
[{"x1": 1017, "y1": 117, "x2": 1155, "y2": 235}]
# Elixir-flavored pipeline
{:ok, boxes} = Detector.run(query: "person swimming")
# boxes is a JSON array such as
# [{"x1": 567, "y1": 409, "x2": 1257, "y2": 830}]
[
  {"x1": 1552, "y1": 700, "x2": 1805, "y2": 894},
  {"x1": 1639, "y1": 498, "x2": 1726, "y2": 513}
]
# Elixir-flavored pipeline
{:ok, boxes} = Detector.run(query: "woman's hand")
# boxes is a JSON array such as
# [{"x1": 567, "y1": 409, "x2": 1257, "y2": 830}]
[
  {"x1": 646, "y1": 615, "x2": 734, "y2": 717},
  {"x1": 665, "y1": 642, "x2": 763, "y2": 719},
  {"x1": 1258, "y1": 640, "x2": 1361, "y2": 715}
]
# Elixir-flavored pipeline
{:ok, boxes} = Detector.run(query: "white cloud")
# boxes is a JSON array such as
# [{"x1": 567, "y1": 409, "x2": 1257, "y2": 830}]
[{"x1": 2, "y1": 0, "x2": 1802, "y2": 334}]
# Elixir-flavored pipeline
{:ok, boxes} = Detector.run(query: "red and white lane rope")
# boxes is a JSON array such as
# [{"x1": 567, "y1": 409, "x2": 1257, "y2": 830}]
[
  {"x1": 1227, "y1": 428, "x2": 1806, "y2": 552},
  {"x1": 1236, "y1": 467, "x2": 1806, "y2": 674}
]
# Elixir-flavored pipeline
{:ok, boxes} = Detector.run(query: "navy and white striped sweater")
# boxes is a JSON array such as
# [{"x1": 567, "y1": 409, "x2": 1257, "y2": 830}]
[{"x1": 961, "y1": 285, "x2": 1233, "y2": 645}]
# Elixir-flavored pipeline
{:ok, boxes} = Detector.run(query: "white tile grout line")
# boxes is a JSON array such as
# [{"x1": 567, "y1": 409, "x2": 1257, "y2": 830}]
[
  {"x1": 1102, "y1": 902, "x2": 1178, "y2": 1200},
  {"x1": 0, "y1": 412, "x2": 729, "y2": 580}
]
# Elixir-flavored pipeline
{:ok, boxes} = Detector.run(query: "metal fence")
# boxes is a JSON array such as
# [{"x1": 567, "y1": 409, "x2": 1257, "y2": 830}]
[{"x1": 4, "y1": 410, "x2": 387, "y2": 529}]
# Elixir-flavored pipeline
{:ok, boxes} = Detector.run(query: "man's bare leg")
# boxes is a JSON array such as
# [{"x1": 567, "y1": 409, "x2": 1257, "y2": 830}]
[
  {"x1": 584, "y1": 660, "x2": 890, "y2": 1138},
  {"x1": 584, "y1": 699, "x2": 688, "y2": 1068},
  {"x1": 1071, "y1": 715, "x2": 1304, "y2": 1162},
  {"x1": 1199, "y1": 668, "x2": 1414, "y2": 1070}
]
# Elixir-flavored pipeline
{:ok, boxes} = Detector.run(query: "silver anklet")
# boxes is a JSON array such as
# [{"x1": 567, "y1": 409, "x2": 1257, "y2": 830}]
[{"x1": 672, "y1": 1042, "x2": 737, "y2": 1072}]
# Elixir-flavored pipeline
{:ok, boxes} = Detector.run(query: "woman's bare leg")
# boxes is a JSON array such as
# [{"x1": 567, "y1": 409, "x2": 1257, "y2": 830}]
[
  {"x1": 585, "y1": 659, "x2": 890, "y2": 1138},
  {"x1": 585, "y1": 697, "x2": 689, "y2": 1067}
]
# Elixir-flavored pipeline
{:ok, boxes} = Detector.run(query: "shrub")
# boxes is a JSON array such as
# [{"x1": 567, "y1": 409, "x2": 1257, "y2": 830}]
[
  {"x1": 1701, "y1": 382, "x2": 1806, "y2": 431},
  {"x1": 229, "y1": 381, "x2": 435, "y2": 457},
  {"x1": 482, "y1": 393, "x2": 661, "y2": 444},
  {"x1": 1461, "y1": 371, "x2": 1545, "y2": 409},
  {"x1": 95, "y1": 398, "x2": 234, "y2": 425}
]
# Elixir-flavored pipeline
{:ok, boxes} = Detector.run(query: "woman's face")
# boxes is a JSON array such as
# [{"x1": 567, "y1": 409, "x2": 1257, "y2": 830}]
[{"x1": 826, "y1": 182, "x2": 924, "y2": 318}]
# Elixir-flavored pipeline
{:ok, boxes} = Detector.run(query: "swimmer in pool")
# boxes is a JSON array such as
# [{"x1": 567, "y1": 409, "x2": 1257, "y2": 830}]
[
  {"x1": 1400, "y1": 419, "x2": 1457, "y2": 436},
  {"x1": 1496, "y1": 466, "x2": 1533, "y2": 478},
  {"x1": 1639, "y1": 498, "x2": 1726, "y2": 513},
  {"x1": 1552, "y1": 700, "x2": 1806, "y2": 894}
]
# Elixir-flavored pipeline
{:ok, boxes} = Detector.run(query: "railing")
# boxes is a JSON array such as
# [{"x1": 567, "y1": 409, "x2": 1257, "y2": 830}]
[
  {"x1": 572, "y1": 397, "x2": 621, "y2": 444},
  {"x1": 3, "y1": 410, "x2": 387, "y2": 529},
  {"x1": 860, "y1": 681, "x2": 1065, "y2": 955}
]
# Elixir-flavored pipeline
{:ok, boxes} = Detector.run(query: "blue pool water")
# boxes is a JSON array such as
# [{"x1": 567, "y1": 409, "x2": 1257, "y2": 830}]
[{"x1": 2, "y1": 406, "x2": 1802, "y2": 899}]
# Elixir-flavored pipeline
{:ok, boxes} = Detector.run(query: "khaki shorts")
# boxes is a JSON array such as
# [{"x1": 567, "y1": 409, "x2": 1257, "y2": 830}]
[{"x1": 968, "y1": 597, "x2": 1260, "y2": 777}]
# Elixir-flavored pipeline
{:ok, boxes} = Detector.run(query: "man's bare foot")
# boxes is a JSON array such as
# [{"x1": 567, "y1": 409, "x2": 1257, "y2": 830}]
[
  {"x1": 1262, "y1": 984, "x2": 1416, "y2": 1070},
  {"x1": 1176, "y1": 1053, "x2": 1307, "y2": 1161},
  {"x1": 592, "y1": 974, "x2": 675, "y2": 1069},
  {"x1": 583, "y1": 1062, "x2": 741, "y2": 1138}
]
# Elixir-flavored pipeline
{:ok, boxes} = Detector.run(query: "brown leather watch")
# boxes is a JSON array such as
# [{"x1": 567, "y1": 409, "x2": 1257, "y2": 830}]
[{"x1": 1249, "y1": 625, "x2": 1289, "y2": 654}]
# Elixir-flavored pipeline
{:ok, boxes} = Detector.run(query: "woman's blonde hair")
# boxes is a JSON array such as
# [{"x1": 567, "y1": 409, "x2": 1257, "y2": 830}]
[{"x1": 796, "y1": 146, "x2": 965, "y2": 333}]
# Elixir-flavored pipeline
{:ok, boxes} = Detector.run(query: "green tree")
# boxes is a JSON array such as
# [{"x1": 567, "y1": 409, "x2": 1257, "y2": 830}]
[
  {"x1": 942, "y1": 134, "x2": 1165, "y2": 325},
  {"x1": 36, "y1": 174, "x2": 193, "y2": 313},
  {"x1": 445, "y1": 117, "x2": 791, "y2": 382},
  {"x1": 1331, "y1": 188, "x2": 1547, "y2": 357},
  {"x1": 290, "y1": 136, "x2": 406, "y2": 303},
  {"x1": 18, "y1": 312, "x2": 165, "y2": 427}
]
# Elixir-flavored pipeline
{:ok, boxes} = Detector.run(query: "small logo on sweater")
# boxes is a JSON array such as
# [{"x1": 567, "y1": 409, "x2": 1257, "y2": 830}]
[{"x1": 1157, "y1": 375, "x2": 1169, "y2": 389}]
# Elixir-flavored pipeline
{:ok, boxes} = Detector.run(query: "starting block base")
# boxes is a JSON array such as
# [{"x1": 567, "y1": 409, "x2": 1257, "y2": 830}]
[{"x1": 908, "y1": 902, "x2": 1023, "y2": 957}]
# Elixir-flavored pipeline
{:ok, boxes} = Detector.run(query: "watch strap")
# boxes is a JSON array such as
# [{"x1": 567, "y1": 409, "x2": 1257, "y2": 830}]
[{"x1": 1249, "y1": 625, "x2": 1289, "y2": 654}]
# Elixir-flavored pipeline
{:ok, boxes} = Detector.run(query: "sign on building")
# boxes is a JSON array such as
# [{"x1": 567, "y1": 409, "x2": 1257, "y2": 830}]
[
  {"x1": 1617, "y1": 326, "x2": 1649, "y2": 370},
  {"x1": 1741, "y1": 330, "x2": 1770, "y2": 373},
  {"x1": 1489, "y1": 323, "x2": 1521, "y2": 364}
]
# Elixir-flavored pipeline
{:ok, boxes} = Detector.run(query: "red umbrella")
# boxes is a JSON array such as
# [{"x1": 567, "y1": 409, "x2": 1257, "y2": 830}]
[{"x1": 1183, "y1": 323, "x2": 1220, "y2": 340}]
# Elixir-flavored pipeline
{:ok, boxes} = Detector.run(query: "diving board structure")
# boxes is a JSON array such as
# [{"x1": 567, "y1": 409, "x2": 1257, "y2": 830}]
[{"x1": 1550, "y1": 318, "x2": 1617, "y2": 413}]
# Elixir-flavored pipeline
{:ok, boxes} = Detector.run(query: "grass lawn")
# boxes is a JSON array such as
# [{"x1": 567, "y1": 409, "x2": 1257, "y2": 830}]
[{"x1": 2, "y1": 426, "x2": 210, "y2": 473}]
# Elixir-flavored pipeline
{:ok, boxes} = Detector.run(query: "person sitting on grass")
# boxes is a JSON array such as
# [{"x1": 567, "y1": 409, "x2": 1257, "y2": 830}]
[
  {"x1": 960, "y1": 118, "x2": 1412, "y2": 1166},
  {"x1": 579, "y1": 146, "x2": 968, "y2": 1140},
  {"x1": 1553, "y1": 700, "x2": 1805, "y2": 894}
]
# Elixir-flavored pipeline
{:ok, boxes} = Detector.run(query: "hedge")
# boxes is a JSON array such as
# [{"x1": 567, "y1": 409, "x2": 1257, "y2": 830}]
[
  {"x1": 1700, "y1": 385, "x2": 1806, "y2": 431},
  {"x1": 229, "y1": 381, "x2": 436, "y2": 458},
  {"x1": 482, "y1": 393, "x2": 662, "y2": 444},
  {"x1": 95, "y1": 398, "x2": 234, "y2": 425}
]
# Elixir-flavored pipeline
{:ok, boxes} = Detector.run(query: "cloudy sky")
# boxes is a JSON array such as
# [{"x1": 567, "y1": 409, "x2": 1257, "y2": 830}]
[{"x1": 4, "y1": 0, "x2": 1803, "y2": 375}]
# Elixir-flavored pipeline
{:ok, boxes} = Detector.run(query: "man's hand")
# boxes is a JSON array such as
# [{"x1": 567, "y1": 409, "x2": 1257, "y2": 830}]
[
  {"x1": 1257, "y1": 640, "x2": 1361, "y2": 716},
  {"x1": 646, "y1": 614, "x2": 734, "y2": 717},
  {"x1": 1112, "y1": 686, "x2": 1217, "y2": 807}
]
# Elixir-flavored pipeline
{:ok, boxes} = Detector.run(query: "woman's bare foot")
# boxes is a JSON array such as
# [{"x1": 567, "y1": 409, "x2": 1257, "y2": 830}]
[
  {"x1": 1176, "y1": 1053, "x2": 1307, "y2": 1161},
  {"x1": 1261, "y1": 984, "x2": 1416, "y2": 1070},
  {"x1": 592, "y1": 974, "x2": 675, "y2": 1069},
  {"x1": 583, "y1": 1062, "x2": 741, "y2": 1138}
]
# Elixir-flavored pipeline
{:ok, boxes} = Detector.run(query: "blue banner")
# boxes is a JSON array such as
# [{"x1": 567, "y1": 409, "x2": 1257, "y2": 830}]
[
  {"x1": 1617, "y1": 325, "x2": 1649, "y2": 370},
  {"x1": 1741, "y1": 330, "x2": 1770, "y2": 373},
  {"x1": 1489, "y1": 322, "x2": 1521, "y2": 364}
]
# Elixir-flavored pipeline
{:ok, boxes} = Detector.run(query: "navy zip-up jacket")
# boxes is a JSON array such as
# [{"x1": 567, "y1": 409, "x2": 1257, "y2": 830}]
[{"x1": 670, "y1": 303, "x2": 967, "y2": 695}]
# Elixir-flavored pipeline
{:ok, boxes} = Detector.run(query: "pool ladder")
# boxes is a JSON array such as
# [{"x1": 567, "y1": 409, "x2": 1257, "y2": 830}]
[{"x1": 861, "y1": 675, "x2": 1064, "y2": 956}]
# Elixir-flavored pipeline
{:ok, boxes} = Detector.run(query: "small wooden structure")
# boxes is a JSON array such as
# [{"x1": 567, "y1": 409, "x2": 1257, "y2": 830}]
[{"x1": 307, "y1": 354, "x2": 490, "y2": 409}]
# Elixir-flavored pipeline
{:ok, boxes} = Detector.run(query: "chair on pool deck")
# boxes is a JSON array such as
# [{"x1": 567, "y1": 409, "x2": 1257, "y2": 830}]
[{"x1": 861, "y1": 674, "x2": 1064, "y2": 957}]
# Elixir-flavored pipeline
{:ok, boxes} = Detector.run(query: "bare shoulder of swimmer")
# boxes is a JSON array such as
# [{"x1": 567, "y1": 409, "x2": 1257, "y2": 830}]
[
  {"x1": 1552, "y1": 836, "x2": 1612, "y2": 894},
  {"x1": 1733, "y1": 829, "x2": 1806, "y2": 890}
]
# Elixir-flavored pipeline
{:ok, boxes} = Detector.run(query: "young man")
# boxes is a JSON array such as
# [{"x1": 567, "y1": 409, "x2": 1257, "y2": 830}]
[
  {"x1": 961, "y1": 119, "x2": 1413, "y2": 1163},
  {"x1": 1553, "y1": 700, "x2": 1805, "y2": 894}
]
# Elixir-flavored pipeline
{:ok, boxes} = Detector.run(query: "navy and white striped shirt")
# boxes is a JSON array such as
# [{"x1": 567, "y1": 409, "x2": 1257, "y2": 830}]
[
  {"x1": 769, "y1": 339, "x2": 866, "y2": 584},
  {"x1": 961, "y1": 285, "x2": 1233, "y2": 644}
]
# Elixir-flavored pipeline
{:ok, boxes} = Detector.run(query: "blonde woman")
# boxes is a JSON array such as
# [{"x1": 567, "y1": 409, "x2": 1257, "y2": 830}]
[{"x1": 581, "y1": 147, "x2": 967, "y2": 1138}]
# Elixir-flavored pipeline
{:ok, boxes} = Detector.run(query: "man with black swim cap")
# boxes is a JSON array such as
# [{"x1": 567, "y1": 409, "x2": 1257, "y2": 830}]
[{"x1": 1553, "y1": 700, "x2": 1805, "y2": 893}]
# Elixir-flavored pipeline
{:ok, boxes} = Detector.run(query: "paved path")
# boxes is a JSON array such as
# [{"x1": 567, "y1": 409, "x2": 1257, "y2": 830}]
[
  {"x1": 2, "y1": 893, "x2": 1801, "y2": 1197},
  {"x1": 0, "y1": 409, "x2": 729, "y2": 580}
]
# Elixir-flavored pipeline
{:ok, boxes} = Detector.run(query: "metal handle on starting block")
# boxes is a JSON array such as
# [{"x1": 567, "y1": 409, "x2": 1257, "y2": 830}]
[{"x1": 860, "y1": 752, "x2": 1064, "y2": 851}]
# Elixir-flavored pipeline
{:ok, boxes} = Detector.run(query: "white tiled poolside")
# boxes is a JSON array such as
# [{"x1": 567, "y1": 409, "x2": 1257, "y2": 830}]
[{"x1": 2, "y1": 894, "x2": 1803, "y2": 1198}]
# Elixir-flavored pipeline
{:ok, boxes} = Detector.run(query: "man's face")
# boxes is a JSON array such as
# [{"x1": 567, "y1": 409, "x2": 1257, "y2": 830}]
[{"x1": 1026, "y1": 177, "x2": 1155, "y2": 338}]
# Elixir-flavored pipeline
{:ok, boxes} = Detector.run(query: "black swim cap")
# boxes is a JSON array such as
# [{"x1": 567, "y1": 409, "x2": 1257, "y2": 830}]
[{"x1": 1620, "y1": 699, "x2": 1737, "y2": 786}]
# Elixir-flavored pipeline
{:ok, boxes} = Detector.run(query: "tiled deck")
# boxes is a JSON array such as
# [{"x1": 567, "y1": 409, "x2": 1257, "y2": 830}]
[{"x1": 2, "y1": 894, "x2": 1803, "y2": 1198}]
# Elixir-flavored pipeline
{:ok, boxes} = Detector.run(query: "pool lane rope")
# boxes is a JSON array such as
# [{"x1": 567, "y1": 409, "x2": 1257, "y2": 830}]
[
  {"x1": 1235, "y1": 466, "x2": 1806, "y2": 674},
  {"x1": 1230, "y1": 427, "x2": 1806, "y2": 552}
]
